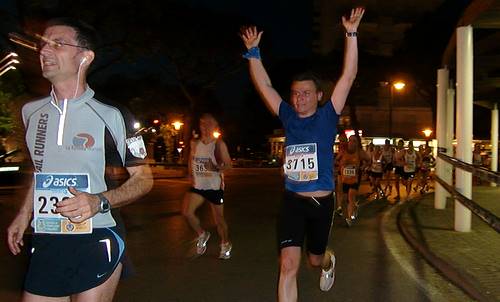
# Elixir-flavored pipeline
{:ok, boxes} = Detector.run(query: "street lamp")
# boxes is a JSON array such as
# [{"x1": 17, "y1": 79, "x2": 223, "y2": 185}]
[
  {"x1": 422, "y1": 129, "x2": 432, "y2": 139},
  {"x1": 171, "y1": 121, "x2": 184, "y2": 131},
  {"x1": 388, "y1": 81, "x2": 405, "y2": 138},
  {"x1": 213, "y1": 130, "x2": 221, "y2": 139}
]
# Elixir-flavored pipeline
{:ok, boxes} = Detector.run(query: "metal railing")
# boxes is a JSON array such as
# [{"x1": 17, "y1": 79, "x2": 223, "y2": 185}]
[{"x1": 437, "y1": 152, "x2": 500, "y2": 233}]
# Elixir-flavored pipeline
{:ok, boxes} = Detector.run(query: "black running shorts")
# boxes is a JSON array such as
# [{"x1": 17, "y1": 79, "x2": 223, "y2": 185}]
[
  {"x1": 190, "y1": 187, "x2": 224, "y2": 205},
  {"x1": 383, "y1": 163, "x2": 393, "y2": 173},
  {"x1": 24, "y1": 227, "x2": 125, "y2": 297},
  {"x1": 402, "y1": 171, "x2": 416, "y2": 180},
  {"x1": 394, "y1": 166, "x2": 404, "y2": 176},
  {"x1": 342, "y1": 182, "x2": 360, "y2": 192},
  {"x1": 278, "y1": 190, "x2": 335, "y2": 255}
]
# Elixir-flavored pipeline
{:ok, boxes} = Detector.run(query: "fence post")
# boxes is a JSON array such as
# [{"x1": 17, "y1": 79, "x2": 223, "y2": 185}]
[
  {"x1": 445, "y1": 86, "x2": 455, "y2": 192},
  {"x1": 491, "y1": 103, "x2": 498, "y2": 187},
  {"x1": 455, "y1": 26, "x2": 473, "y2": 232}
]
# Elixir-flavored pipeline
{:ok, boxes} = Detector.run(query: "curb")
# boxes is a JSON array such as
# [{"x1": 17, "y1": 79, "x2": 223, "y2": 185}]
[{"x1": 397, "y1": 198, "x2": 491, "y2": 302}]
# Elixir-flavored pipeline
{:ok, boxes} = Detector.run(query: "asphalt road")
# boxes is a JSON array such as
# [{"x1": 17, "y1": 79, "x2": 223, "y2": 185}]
[{"x1": 0, "y1": 168, "x2": 450, "y2": 301}]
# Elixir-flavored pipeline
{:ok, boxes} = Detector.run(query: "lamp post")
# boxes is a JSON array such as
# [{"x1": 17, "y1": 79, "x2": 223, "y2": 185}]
[
  {"x1": 389, "y1": 81, "x2": 405, "y2": 138},
  {"x1": 170, "y1": 121, "x2": 184, "y2": 164}
]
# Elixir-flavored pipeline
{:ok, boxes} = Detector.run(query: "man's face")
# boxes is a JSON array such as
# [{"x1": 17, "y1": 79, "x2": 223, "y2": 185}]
[
  {"x1": 39, "y1": 25, "x2": 84, "y2": 84},
  {"x1": 199, "y1": 117, "x2": 217, "y2": 138},
  {"x1": 290, "y1": 80, "x2": 322, "y2": 117}
]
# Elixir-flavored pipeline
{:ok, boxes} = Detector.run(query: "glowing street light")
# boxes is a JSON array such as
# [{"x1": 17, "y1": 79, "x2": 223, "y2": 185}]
[
  {"x1": 213, "y1": 131, "x2": 221, "y2": 139},
  {"x1": 422, "y1": 129, "x2": 433, "y2": 138},
  {"x1": 393, "y1": 81, "x2": 406, "y2": 90},
  {"x1": 171, "y1": 121, "x2": 184, "y2": 131},
  {"x1": 133, "y1": 122, "x2": 141, "y2": 130}
]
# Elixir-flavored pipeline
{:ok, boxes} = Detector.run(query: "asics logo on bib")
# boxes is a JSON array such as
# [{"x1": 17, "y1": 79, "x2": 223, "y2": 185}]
[
  {"x1": 288, "y1": 144, "x2": 316, "y2": 156},
  {"x1": 289, "y1": 146, "x2": 310, "y2": 155},
  {"x1": 37, "y1": 174, "x2": 89, "y2": 189}
]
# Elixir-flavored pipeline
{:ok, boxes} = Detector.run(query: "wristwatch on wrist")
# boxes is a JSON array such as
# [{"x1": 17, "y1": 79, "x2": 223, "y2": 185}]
[{"x1": 97, "y1": 193, "x2": 111, "y2": 214}]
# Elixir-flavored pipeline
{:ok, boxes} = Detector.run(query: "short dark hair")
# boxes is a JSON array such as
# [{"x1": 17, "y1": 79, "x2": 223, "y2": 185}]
[
  {"x1": 45, "y1": 18, "x2": 98, "y2": 51},
  {"x1": 291, "y1": 71, "x2": 321, "y2": 90},
  {"x1": 200, "y1": 113, "x2": 219, "y2": 124}
]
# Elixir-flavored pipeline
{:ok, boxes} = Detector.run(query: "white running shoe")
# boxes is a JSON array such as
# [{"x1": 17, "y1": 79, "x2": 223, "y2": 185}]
[
  {"x1": 219, "y1": 242, "x2": 232, "y2": 259},
  {"x1": 196, "y1": 231, "x2": 211, "y2": 255},
  {"x1": 320, "y1": 253, "x2": 336, "y2": 291}
]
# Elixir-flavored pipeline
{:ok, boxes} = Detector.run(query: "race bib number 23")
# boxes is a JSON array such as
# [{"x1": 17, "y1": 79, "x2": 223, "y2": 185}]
[
  {"x1": 284, "y1": 143, "x2": 319, "y2": 182},
  {"x1": 33, "y1": 173, "x2": 92, "y2": 234}
]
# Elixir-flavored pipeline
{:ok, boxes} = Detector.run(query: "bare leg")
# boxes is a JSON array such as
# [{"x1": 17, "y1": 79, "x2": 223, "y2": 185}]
[
  {"x1": 278, "y1": 246, "x2": 301, "y2": 302},
  {"x1": 395, "y1": 175, "x2": 401, "y2": 198},
  {"x1": 209, "y1": 203, "x2": 229, "y2": 244},
  {"x1": 72, "y1": 264, "x2": 123, "y2": 302},
  {"x1": 347, "y1": 188, "x2": 358, "y2": 219},
  {"x1": 308, "y1": 250, "x2": 331, "y2": 269},
  {"x1": 22, "y1": 293, "x2": 69, "y2": 302},
  {"x1": 182, "y1": 192, "x2": 206, "y2": 236}
]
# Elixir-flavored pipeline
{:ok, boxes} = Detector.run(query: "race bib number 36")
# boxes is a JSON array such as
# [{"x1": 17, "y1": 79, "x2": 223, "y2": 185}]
[
  {"x1": 33, "y1": 173, "x2": 92, "y2": 234},
  {"x1": 284, "y1": 143, "x2": 319, "y2": 182}
]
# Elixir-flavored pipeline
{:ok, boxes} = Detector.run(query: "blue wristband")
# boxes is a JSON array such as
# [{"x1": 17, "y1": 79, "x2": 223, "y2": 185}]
[{"x1": 243, "y1": 47, "x2": 261, "y2": 60}]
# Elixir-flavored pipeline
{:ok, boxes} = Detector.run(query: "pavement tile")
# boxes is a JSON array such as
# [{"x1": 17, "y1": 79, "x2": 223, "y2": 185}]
[{"x1": 400, "y1": 186, "x2": 500, "y2": 302}]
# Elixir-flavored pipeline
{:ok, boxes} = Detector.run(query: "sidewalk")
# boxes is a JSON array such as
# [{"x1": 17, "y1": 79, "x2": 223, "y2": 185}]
[{"x1": 398, "y1": 186, "x2": 500, "y2": 302}]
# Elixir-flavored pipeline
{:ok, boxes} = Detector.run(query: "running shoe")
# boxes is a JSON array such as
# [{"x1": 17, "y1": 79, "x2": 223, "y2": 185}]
[
  {"x1": 196, "y1": 231, "x2": 211, "y2": 255},
  {"x1": 345, "y1": 218, "x2": 352, "y2": 227},
  {"x1": 219, "y1": 242, "x2": 232, "y2": 259},
  {"x1": 320, "y1": 253, "x2": 336, "y2": 291},
  {"x1": 335, "y1": 206, "x2": 343, "y2": 217}
]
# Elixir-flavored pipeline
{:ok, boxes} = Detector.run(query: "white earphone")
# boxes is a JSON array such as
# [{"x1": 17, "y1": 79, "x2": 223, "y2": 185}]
[{"x1": 80, "y1": 57, "x2": 88, "y2": 65}]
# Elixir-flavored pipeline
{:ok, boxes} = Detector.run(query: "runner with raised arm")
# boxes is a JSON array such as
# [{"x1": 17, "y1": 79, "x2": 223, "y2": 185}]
[{"x1": 240, "y1": 7, "x2": 364, "y2": 301}]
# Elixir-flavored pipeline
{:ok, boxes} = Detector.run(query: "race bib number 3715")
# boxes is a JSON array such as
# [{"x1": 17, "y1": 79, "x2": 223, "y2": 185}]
[
  {"x1": 33, "y1": 173, "x2": 92, "y2": 234},
  {"x1": 284, "y1": 143, "x2": 319, "y2": 182}
]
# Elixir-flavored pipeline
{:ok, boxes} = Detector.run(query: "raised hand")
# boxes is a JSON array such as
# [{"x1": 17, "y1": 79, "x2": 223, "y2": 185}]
[
  {"x1": 342, "y1": 7, "x2": 365, "y2": 33},
  {"x1": 240, "y1": 26, "x2": 263, "y2": 50}
]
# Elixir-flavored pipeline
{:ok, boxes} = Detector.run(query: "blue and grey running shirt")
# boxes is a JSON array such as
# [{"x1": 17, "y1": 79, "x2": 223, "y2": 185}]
[{"x1": 22, "y1": 87, "x2": 147, "y2": 228}]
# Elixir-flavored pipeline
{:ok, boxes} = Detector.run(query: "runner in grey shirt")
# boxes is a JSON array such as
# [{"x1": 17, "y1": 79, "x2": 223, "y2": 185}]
[{"x1": 7, "y1": 18, "x2": 152, "y2": 301}]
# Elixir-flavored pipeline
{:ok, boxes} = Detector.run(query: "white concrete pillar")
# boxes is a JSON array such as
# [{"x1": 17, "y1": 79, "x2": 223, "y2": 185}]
[
  {"x1": 455, "y1": 26, "x2": 473, "y2": 232},
  {"x1": 491, "y1": 103, "x2": 498, "y2": 187},
  {"x1": 435, "y1": 68, "x2": 449, "y2": 209},
  {"x1": 446, "y1": 85, "x2": 455, "y2": 157}
]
